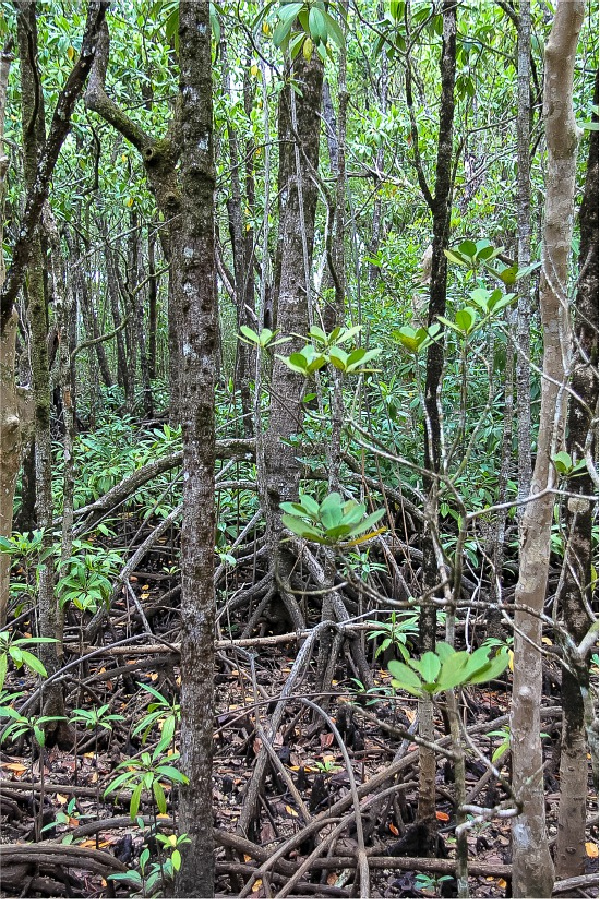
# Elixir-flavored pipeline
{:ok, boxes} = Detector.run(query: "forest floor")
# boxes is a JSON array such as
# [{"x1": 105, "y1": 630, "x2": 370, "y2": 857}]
[{"x1": 0, "y1": 496, "x2": 598, "y2": 898}]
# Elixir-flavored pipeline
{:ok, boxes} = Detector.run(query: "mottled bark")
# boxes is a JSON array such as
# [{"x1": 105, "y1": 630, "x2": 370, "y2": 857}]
[
  {"x1": 369, "y1": 1, "x2": 388, "y2": 284},
  {"x1": 555, "y1": 73, "x2": 598, "y2": 881},
  {"x1": 511, "y1": 4, "x2": 585, "y2": 896},
  {"x1": 103, "y1": 234, "x2": 130, "y2": 404},
  {"x1": 261, "y1": 52, "x2": 323, "y2": 590},
  {"x1": 410, "y1": 0, "x2": 456, "y2": 829},
  {"x1": 516, "y1": 0, "x2": 532, "y2": 509},
  {"x1": 85, "y1": 18, "x2": 183, "y2": 419},
  {"x1": 221, "y1": 37, "x2": 252, "y2": 434},
  {"x1": 0, "y1": 0, "x2": 109, "y2": 327},
  {"x1": 176, "y1": 2, "x2": 217, "y2": 895},
  {"x1": 0, "y1": 43, "x2": 18, "y2": 626},
  {"x1": 16, "y1": 3, "x2": 66, "y2": 736}
]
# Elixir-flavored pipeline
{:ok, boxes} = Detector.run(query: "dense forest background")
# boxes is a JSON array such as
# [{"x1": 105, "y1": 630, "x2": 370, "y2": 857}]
[{"x1": 0, "y1": 1, "x2": 597, "y2": 898}]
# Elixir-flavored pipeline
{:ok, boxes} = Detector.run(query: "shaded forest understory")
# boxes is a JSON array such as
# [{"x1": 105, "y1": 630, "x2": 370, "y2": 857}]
[{"x1": 0, "y1": 1, "x2": 598, "y2": 898}]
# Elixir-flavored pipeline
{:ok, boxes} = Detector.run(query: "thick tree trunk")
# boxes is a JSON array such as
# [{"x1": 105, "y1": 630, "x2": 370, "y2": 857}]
[
  {"x1": 511, "y1": 4, "x2": 585, "y2": 896},
  {"x1": 176, "y1": 2, "x2": 217, "y2": 895},
  {"x1": 554, "y1": 73, "x2": 598, "y2": 881}
]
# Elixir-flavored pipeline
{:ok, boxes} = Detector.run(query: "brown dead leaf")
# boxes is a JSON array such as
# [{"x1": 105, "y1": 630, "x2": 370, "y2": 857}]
[{"x1": 320, "y1": 733, "x2": 334, "y2": 750}]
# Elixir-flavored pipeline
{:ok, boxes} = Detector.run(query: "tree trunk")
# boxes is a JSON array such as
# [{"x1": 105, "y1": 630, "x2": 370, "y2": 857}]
[
  {"x1": 511, "y1": 4, "x2": 585, "y2": 896},
  {"x1": 515, "y1": 0, "x2": 532, "y2": 510},
  {"x1": 0, "y1": 42, "x2": 19, "y2": 626},
  {"x1": 176, "y1": 2, "x2": 217, "y2": 895},
  {"x1": 554, "y1": 72, "x2": 598, "y2": 882},
  {"x1": 261, "y1": 52, "x2": 323, "y2": 591},
  {"x1": 16, "y1": 2, "x2": 66, "y2": 738},
  {"x1": 84, "y1": 18, "x2": 182, "y2": 420},
  {"x1": 407, "y1": 0, "x2": 456, "y2": 829}
]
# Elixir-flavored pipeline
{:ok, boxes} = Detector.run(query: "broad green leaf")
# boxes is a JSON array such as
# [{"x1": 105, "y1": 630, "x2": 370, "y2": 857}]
[
  {"x1": 420, "y1": 652, "x2": 441, "y2": 684},
  {"x1": 239, "y1": 325, "x2": 260, "y2": 344},
  {"x1": 281, "y1": 515, "x2": 323, "y2": 540},
  {"x1": 444, "y1": 249, "x2": 467, "y2": 267},
  {"x1": 458, "y1": 240, "x2": 477, "y2": 258},
  {"x1": 320, "y1": 493, "x2": 344, "y2": 529},
  {"x1": 435, "y1": 641, "x2": 454, "y2": 661},
  {"x1": 323, "y1": 10, "x2": 345, "y2": 47},
  {"x1": 435, "y1": 650, "x2": 470, "y2": 692},
  {"x1": 455, "y1": 308, "x2": 476, "y2": 333},
  {"x1": 388, "y1": 661, "x2": 423, "y2": 697},
  {"x1": 467, "y1": 649, "x2": 509, "y2": 684},
  {"x1": 308, "y1": 7, "x2": 327, "y2": 44},
  {"x1": 552, "y1": 451, "x2": 572, "y2": 474},
  {"x1": 172, "y1": 848, "x2": 182, "y2": 871}
]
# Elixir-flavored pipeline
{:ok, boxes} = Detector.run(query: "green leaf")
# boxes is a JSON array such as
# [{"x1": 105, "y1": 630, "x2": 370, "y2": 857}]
[
  {"x1": 309, "y1": 7, "x2": 327, "y2": 44},
  {"x1": 153, "y1": 779, "x2": 167, "y2": 814},
  {"x1": 458, "y1": 240, "x2": 477, "y2": 258},
  {"x1": 498, "y1": 264, "x2": 518, "y2": 286},
  {"x1": 279, "y1": 353, "x2": 309, "y2": 375},
  {"x1": 455, "y1": 308, "x2": 476, "y2": 333},
  {"x1": 322, "y1": 10, "x2": 345, "y2": 47},
  {"x1": 109, "y1": 872, "x2": 143, "y2": 886},
  {"x1": 130, "y1": 782, "x2": 144, "y2": 820},
  {"x1": 552, "y1": 451, "x2": 572, "y2": 474},
  {"x1": 467, "y1": 649, "x2": 509, "y2": 684},
  {"x1": 274, "y1": 3, "x2": 303, "y2": 46},
  {"x1": 155, "y1": 764, "x2": 188, "y2": 783},
  {"x1": 420, "y1": 651, "x2": 441, "y2": 684},
  {"x1": 0, "y1": 655, "x2": 7, "y2": 692},
  {"x1": 435, "y1": 650, "x2": 471, "y2": 692},
  {"x1": 239, "y1": 325, "x2": 260, "y2": 344},
  {"x1": 444, "y1": 248, "x2": 468, "y2": 266},
  {"x1": 19, "y1": 651, "x2": 48, "y2": 679},
  {"x1": 329, "y1": 346, "x2": 349, "y2": 370},
  {"x1": 299, "y1": 494, "x2": 320, "y2": 516},
  {"x1": 387, "y1": 660, "x2": 423, "y2": 697},
  {"x1": 281, "y1": 515, "x2": 323, "y2": 540},
  {"x1": 172, "y1": 848, "x2": 182, "y2": 871},
  {"x1": 492, "y1": 741, "x2": 510, "y2": 764}
]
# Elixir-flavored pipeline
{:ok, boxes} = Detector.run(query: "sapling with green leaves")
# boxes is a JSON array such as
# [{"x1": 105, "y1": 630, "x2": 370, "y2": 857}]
[
  {"x1": 0, "y1": 705, "x2": 67, "y2": 841},
  {"x1": 104, "y1": 746, "x2": 188, "y2": 823},
  {"x1": 109, "y1": 833, "x2": 191, "y2": 897},
  {"x1": 133, "y1": 682, "x2": 181, "y2": 754},
  {"x1": 387, "y1": 640, "x2": 510, "y2": 699}
]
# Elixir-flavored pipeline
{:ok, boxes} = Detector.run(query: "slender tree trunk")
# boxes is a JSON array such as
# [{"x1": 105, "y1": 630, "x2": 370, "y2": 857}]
[
  {"x1": 511, "y1": 4, "x2": 585, "y2": 895},
  {"x1": 261, "y1": 52, "x2": 323, "y2": 591},
  {"x1": 408, "y1": 0, "x2": 456, "y2": 830},
  {"x1": 221, "y1": 36, "x2": 252, "y2": 434},
  {"x1": 103, "y1": 234, "x2": 131, "y2": 404},
  {"x1": 146, "y1": 225, "x2": 158, "y2": 414},
  {"x1": 554, "y1": 73, "x2": 598, "y2": 881},
  {"x1": 84, "y1": 18, "x2": 183, "y2": 420},
  {"x1": 516, "y1": 0, "x2": 532, "y2": 509},
  {"x1": 16, "y1": 2, "x2": 66, "y2": 737},
  {"x1": 0, "y1": 42, "x2": 19, "y2": 626},
  {"x1": 369, "y1": 1, "x2": 388, "y2": 283},
  {"x1": 176, "y1": 2, "x2": 217, "y2": 894}
]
